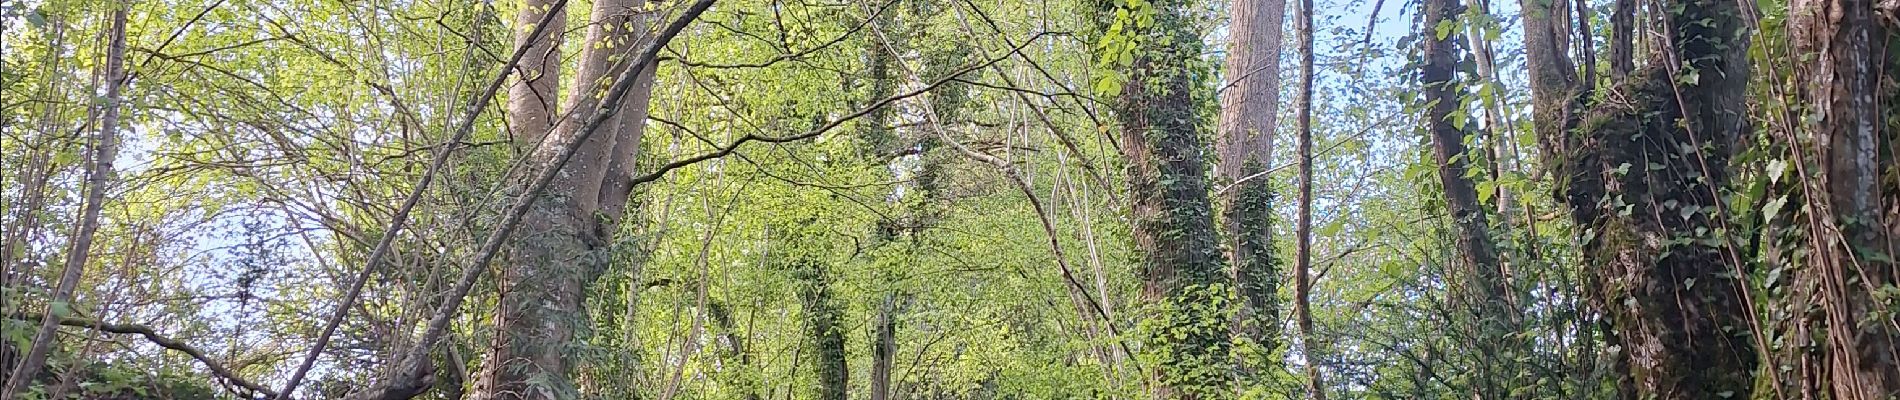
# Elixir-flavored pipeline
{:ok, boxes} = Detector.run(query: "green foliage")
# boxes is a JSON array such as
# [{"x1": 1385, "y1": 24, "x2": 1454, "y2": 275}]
[{"x1": 9, "y1": 0, "x2": 1883, "y2": 398}]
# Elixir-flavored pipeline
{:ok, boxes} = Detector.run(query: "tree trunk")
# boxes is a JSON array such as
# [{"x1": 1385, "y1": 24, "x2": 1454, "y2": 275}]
[
  {"x1": 1556, "y1": 0, "x2": 1758, "y2": 393},
  {"x1": 796, "y1": 258, "x2": 848, "y2": 400},
  {"x1": 1419, "y1": 0, "x2": 1523, "y2": 396},
  {"x1": 870, "y1": 294, "x2": 898, "y2": 400},
  {"x1": 1609, "y1": 0, "x2": 1635, "y2": 77},
  {"x1": 1, "y1": 5, "x2": 128, "y2": 399},
  {"x1": 1517, "y1": 0, "x2": 1581, "y2": 167},
  {"x1": 1292, "y1": 0, "x2": 1324, "y2": 397},
  {"x1": 483, "y1": 0, "x2": 655, "y2": 397},
  {"x1": 1, "y1": 14, "x2": 67, "y2": 296},
  {"x1": 1788, "y1": 0, "x2": 1900, "y2": 396},
  {"x1": 708, "y1": 301, "x2": 763, "y2": 400},
  {"x1": 1217, "y1": 0, "x2": 1287, "y2": 369},
  {"x1": 1523, "y1": 0, "x2": 1765, "y2": 395},
  {"x1": 483, "y1": 0, "x2": 567, "y2": 397},
  {"x1": 1097, "y1": 0, "x2": 1231, "y2": 397}
]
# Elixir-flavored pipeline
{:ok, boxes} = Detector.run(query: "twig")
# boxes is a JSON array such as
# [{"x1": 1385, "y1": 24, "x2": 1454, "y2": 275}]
[
  {"x1": 619, "y1": 32, "x2": 1056, "y2": 189},
  {"x1": 664, "y1": 0, "x2": 900, "y2": 69},
  {"x1": 272, "y1": 1, "x2": 574, "y2": 398},
  {"x1": 1212, "y1": 111, "x2": 1401, "y2": 196}
]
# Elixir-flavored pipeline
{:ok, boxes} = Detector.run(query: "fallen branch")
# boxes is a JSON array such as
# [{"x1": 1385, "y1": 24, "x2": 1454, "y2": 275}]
[{"x1": 3, "y1": 312, "x2": 278, "y2": 399}]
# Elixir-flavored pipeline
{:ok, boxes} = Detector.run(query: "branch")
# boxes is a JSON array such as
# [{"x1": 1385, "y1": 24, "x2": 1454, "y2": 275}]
[
  {"x1": 940, "y1": 132, "x2": 1141, "y2": 374},
  {"x1": 619, "y1": 31, "x2": 1055, "y2": 189},
  {"x1": 895, "y1": 25, "x2": 1135, "y2": 372},
  {"x1": 1212, "y1": 111, "x2": 1401, "y2": 196},
  {"x1": 270, "y1": 1, "x2": 574, "y2": 399},
  {"x1": 665, "y1": 0, "x2": 900, "y2": 69},
  {"x1": 342, "y1": 2, "x2": 719, "y2": 399},
  {"x1": 3, "y1": 312, "x2": 278, "y2": 400}
]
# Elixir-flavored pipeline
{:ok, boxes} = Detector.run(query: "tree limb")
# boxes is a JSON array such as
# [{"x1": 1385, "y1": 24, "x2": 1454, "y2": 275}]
[
  {"x1": 270, "y1": 1, "x2": 574, "y2": 398},
  {"x1": 3, "y1": 312, "x2": 278, "y2": 400}
]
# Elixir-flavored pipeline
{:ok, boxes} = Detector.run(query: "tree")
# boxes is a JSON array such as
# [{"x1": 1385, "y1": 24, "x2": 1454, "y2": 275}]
[
  {"x1": 13, "y1": 0, "x2": 1900, "y2": 398},
  {"x1": 1785, "y1": 0, "x2": 1900, "y2": 396},
  {"x1": 1217, "y1": 0, "x2": 1287, "y2": 370},
  {"x1": 1416, "y1": 0, "x2": 1523, "y2": 396},
  {"x1": 794, "y1": 256, "x2": 849, "y2": 400},
  {"x1": 1292, "y1": 0, "x2": 1324, "y2": 396},
  {"x1": 483, "y1": 0, "x2": 659, "y2": 398},
  {"x1": 2, "y1": 5, "x2": 129, "y2": 399},
  {"x1": 1095, "y1": 0, "x2": 1232, "y2": 396},
  {"x1": 1544, "y1": 0, "x2": 1761, "y2": 395}
]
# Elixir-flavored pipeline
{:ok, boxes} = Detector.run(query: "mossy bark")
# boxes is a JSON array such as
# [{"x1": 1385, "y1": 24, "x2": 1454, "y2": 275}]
[{"x1": 1566, "y1": 68, "x2": 1757, "y2": 399}]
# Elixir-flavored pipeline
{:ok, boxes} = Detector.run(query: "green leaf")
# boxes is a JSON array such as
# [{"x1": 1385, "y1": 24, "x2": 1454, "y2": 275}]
[
  {"x1": 1678, "y1": 67, "x2": 1702, "y2": 85},
  {"x1": 1763, "y1": 196, "x2": 1787, "y2": 221},
  {"x1": 1435, "y1": 20, "x2": 1457, "y2": 40},
  {"x1": 24, "y1": 9, "x2": 45, "y2": 28},
  {"x1": 1767, "y1": 159, "x2": 1788, "y2": 184}
]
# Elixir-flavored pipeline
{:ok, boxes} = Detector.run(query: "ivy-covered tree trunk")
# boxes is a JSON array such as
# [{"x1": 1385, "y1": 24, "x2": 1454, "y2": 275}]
[
  {"x1": 1417, "y1": 0, "x2": 1521, "y2": 396},
  {"x1": 1216, "y1": 0, "x2": 1286, "y2": 368},
  {"x1": 1513, "y1": 0, "x2": 1645, "y2": 396},
  {"x1": 1555, "y1": 0, "x2": 1759, "y2": 395},
  {"x1": 1787, "y1": 0, "x2": 1900, "y2": 396},
  {"x1": 708, "y1": 301, "x2": 764, "y2": 400},
  {"x1": 1096, "y1": 0, "x2": 1231, "y2": 397},
  {"x1": 795, "y1": 258, "x2": 849, "y2": 400},
  {"x1": 483, "y1": 0, "x2": 655, "y2": 397}
]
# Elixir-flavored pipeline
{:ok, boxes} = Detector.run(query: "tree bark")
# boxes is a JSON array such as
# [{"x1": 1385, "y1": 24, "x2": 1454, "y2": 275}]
[
  {"x1": 1520, "y1": 0, "x2": 1762, "y2": 395},
  {"x1": 342, "y1": 3, "x2": 715, "y2": 399},
  {"x1": 1, "y1": 14, "x2": 67, "y2": 296},
  {"x1": 1517, "y1": 0, "x2": 1581, "y2": 168},
  {"x1": 482, "y1": 1, "x2": 568, "y2": 397},
  {"x1": 1217, "y1": 0, "x2": 1287, "y2": 368},
  {"x1": 1419, "y1": 0, "x2": 1523, "y2": 396},
  {"x1": 1, "y1": 6, "x2": 128, "y2": 399},
  {"x1": 1556, "y1": 0, "x2": 1759, "y2": 394},
  {"x1": 1609, "y1": 0, "x2": 1636, "y2": 77},
  {"x1": 1788, "y1": 0, "x2": 1900, "y2": 396},
  {"x1": 795, "y1": 258, "x2": 848, "y2": 400},
  {"x1": 869, "y1": 294, "x2": 898, "y2": 400},
  {"x1": 483, "y1": 0, "x2": 655, "y2": 398},
  {"x1": 1096, "y1": 0, "x2": 1232, "y2": 397},
  {"x1": 1293, "y1": 0, "x2": 1324, "y2": 397}
]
